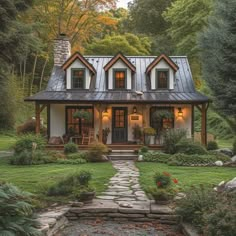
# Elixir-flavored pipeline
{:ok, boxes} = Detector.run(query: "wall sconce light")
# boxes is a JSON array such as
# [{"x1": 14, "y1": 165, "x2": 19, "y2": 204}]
[
  {"x1": 133, "y1": 106, "x2": 137, "y2": 114},
  {"x1": 178, "y1": 107, "x2": 183, "y2": 118},
  {"x1": 103, "y1": 107, "x2": 109, "y2": 118}
]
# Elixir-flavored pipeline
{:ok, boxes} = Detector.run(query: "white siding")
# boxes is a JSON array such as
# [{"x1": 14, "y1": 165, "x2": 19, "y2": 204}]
[
  {"x1": 50, "y1": 104, "x2": 65, "y2": 137},
  {"x1": 150, "y1": 59, "x2": 175, "y2": 90},
  {"x1": 66, "y1": 60, "x2": 91, "y2": 89},
  {"x1": 108, "y1": 59, "x2": 132, "y2": 90}
]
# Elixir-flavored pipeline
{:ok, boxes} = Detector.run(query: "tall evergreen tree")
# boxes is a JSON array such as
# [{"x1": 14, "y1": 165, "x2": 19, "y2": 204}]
[{"x1": 199, "y1": 0, "x2": 236, "y2": 131}]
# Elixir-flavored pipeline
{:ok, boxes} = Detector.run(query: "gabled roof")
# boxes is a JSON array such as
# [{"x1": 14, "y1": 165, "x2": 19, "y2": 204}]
[
  {"x1": 103, "y1": 52, "x2": 136, "y2": 72},
  {"x1": 62, "y1": 52, "x2": 96, "y2": 74},
  {"x1": 146, "y1": 54, "x2": 179, "y2": 74}
]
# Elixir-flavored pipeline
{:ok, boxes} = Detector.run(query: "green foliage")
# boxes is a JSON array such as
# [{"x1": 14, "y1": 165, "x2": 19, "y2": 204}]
[
  {"x1": 73, "y1": 110, "x2": 92, "y2": 121},
  {"x1": 176, "y1": 139, "x2": 208, "y2": 155},
  {"x1": 10, "y1": 150, "x2": 33, "y2": 165},
  {"x1": 176, "y1": 186, "x2": 218, "y2": 231},
  {"x1": 56, "y1": 159, "x2": 86, "y2": 165},
  {"x1": 139, "y1": 146, "x2": 149, "y2": 154},
  {"x1": 207, "y1": 141, "x2": 219, "y2": 150},
  {"x1": 233, "y1": 138, "x2": 236, "y2": 155},
  {"x1": 143, "y1": 151, "x2": 170, "y2": 163},
  {"x1": 14, "y1": 134, "x2": 46, "y2": 154},
  {"x1": 77, "y1": 170, "x2": 92, "y2": 187},
  {"x1": 67, "y1": 152, "x2": 88, "y2": 160},
  {"x1": 199, "y1": 0, "x2": 236, "y2": 126},
  {"x1": 0, "y1": 182, "x2": 41, "y2": 235},
  {"x1": 146, "y1": 187, "x2": 173, "y2": 201},
  {"x1": 204, "y1": 192, "x2": 236, "y2": 236},
  {"x1": 163, "y1": 129, "x2": 187, "y2": 154},
  {"x1": 85, "y1": 33, "x2": 151, "y2": 55},
  {"x1": 64, "y1": 142, "x2": 78, "y2": 154},
  {"x1": 87, "y1": 142, "x2": 108, "y2": 162},
  {"x1": 154, "y1": 172, "x2": 171, "y2": 188}
]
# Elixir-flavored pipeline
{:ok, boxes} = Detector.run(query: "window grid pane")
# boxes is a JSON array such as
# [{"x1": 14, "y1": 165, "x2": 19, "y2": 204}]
[
  {"x1": 72, "y1": 69, "x2": 84, "y2": 89},
  {"x1": 157, "y1": 71, "x2": 168, "y2": 89},
  {"x1": 115, "y1": 71, "x2": 125, "y2": 89}
]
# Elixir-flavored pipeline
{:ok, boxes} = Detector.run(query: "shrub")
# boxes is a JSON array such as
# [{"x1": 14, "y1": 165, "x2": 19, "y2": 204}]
[
  {"x1": 64, "y1": 142, "x2": 78, "y2": 154},
  {"x1": 175, "y1": 186, "x2": 218, "y2": 232},
  {"x1": 67, "y1": 152, "x2": 88, "y2": 160},
  {"x1": 233, "y1": 138, "x2": 236, "y2": 155},
  {"x1": 208, "y1": 150, "x2": 231, "y2": 162},
  {"x1": 139, "y1": 146, "x2": 149, "y2": 153},
  {"x1": 10, "y1": 150, "x2": 33, "y2": 165},
  {"x1": 77, "y1": 170, "x2": 92, "y2": 186},
  {"x1": 176, "y1": 139, "x2": 208, "y2": 155},
  {"x1": 0, "y1": 182, "x2": 41, "y2": 235},
  {"x1": 143, "y1": 151, "x2": 170, "y2": 163},
  {"x1": 204, "y1": 192, "x2": 236, "y2": 236},
  {"x1": 14, "y1": 134, "x2": 46, "y2": 154},
  {"x1": 56, "y1": 159, "x2": 86, "y2": 164},
  {"x1": 16, "y1": 118, "x2": 46, "y2": 135},
  {"x1": 154, "y1": 172, "x2": 172, "y2": 188},
  {"x1": 87, "y1": 142, "x2": 108, "y2": 162},
  {"x1": 207, "y1": 140, "x2": 219, "y2": 150},
  {"x1": 163, "y1": 129, "x2": 187, "y2": 154}
]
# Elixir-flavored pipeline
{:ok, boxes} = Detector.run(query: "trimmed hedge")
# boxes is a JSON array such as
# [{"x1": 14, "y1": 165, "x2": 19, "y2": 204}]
[
  {"x1": 176, "y1": 139, "x2": 208, "y2": 155},
  {"x1": 143, "y1": 151, "x2": 171, "y2": 163}
]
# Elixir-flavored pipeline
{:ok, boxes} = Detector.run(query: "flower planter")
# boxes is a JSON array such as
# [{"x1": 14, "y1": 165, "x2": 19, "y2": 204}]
[{"x1": 78, "y1": 191, "x2": 96, "y2": 204}]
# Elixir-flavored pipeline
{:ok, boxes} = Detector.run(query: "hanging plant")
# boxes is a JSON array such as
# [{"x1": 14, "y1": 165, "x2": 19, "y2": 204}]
[
  {"x1": 152, "y1": 110, "x2": 174, "y2": 122},
  {"x1": 73, "y1": 110, "x2": 92, "y2": 121}
]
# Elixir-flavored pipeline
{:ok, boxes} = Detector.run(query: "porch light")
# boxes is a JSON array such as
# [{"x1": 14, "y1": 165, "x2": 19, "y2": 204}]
[
  {"x1": 133, "y1": 106, "x2": 137, "y2": 114},
  {"x1": 178, "y1": 107, "x2": 183, "y2": 118},
  {"x1": 103, "y1": 108, "x2": 109, "y2": 118}
]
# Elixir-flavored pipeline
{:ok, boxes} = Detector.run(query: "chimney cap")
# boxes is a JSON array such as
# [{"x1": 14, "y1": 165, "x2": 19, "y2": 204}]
[{"x1": 55, "y1": 33, "x2": 69, "y2": 40}]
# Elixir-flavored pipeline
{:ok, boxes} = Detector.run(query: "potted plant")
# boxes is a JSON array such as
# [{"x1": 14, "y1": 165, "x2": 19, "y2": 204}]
[
  {"x1": 73, "y1": 110, "x2": 92, "y2": 121},
  {"x1": 147, "y1": 171, "x2": 178, "y2": 205},
  {"x1": 143, "y1": 127, "x2": 156, "y2": 145},
  {"x1": 96, "y1": 128, "x2": 110, "y2": 144},
  {"x1": 73, "y1": 170, "x2": 95, "y2": 204},
  {"x1": 132, "y1": 124, "x2": 143, "y2": 144}
]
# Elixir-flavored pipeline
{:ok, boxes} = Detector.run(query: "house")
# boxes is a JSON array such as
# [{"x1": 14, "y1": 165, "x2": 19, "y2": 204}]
[{"x1": 25, "y1": 34, "x2": 210, "y2": 147}]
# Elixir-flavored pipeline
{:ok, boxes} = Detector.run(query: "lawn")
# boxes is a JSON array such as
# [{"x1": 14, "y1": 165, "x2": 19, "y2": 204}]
[
  {"x1": 137, "y1": 162, "x2": 236, "y2": 190},
  {"x1": 0, "y1": 156, "x2": 115, "y2": 206},
  {"x1": 0, "y1": 134, "x2": 16, "y2": 150}
]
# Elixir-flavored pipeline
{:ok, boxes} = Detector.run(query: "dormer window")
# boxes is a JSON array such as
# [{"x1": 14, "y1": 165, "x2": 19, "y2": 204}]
[
  {"x1": 114, "y1": 69, "x2": 126, "y2": 89},
  {"x1": 157, "y1": 69, "x2": 169, "y2": 89},
  {"x1": 72, "y1": 68, "x2": 85, "y2": 89}
]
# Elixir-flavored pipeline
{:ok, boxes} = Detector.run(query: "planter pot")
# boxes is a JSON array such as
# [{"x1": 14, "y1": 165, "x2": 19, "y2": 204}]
[{"x1": 78, "y1": 191, "x2": 95, "y2": 204}]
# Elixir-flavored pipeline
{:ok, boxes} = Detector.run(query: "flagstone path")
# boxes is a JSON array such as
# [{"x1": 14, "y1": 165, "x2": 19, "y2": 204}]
[{"x1": 97, "y1": 160, "x2": 149, "y2": 205}]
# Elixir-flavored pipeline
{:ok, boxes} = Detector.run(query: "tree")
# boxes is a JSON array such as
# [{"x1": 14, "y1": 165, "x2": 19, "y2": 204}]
[
  {"x1": 85, "y1": 33, "x2": 151, "y2": 55},
  {"x1": 199, "y1": 0, "x2": 236, "y2": 131}
]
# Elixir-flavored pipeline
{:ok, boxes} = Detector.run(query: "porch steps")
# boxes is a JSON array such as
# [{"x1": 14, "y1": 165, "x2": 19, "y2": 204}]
[{"x1": 108, "y1": 150, "x2": 138, "y2": 161}]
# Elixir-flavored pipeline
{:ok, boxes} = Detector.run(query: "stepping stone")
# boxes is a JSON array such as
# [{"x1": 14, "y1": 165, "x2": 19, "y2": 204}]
[{"x1": 96, "y1": 196, "x2": 116, "y2": 200}]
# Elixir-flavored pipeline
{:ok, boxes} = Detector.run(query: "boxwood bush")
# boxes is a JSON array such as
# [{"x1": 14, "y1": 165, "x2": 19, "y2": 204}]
[
  {"x1": 176, "y1": 139, "x2": 208, "y2": 155},
  {"x1": 64, "y1": 142, "x2": 78, "y2": 154},
  {"x1": 143, "y1": 151, "x2": 171, "y2": 163},
  {"x1": 207, "y1": 140, "x2": 219, "y2": 150}
]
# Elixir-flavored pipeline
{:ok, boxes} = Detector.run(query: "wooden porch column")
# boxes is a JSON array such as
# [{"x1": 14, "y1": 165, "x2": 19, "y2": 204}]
[
  {"x1": 98, "y1": 105, "x2": 103, "y2": 143},
  {"x1": 191, "y1": 104, "x2": 195, "y2": 138},
  {"x1": 35, "y1": 102, "x2": 40, "y2": 134}
]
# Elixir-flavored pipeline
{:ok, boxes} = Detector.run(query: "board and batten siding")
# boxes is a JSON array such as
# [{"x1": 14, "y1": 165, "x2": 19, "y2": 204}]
[
  {"x1": 150, "y1": 59, "x2": 175, "y2": 90},
  {"x1": 108, "y1": 59, "x2": 132, "y2": 90},
  {"x1": 66, "y1": 60, "x2": 91, "y2": 89}
]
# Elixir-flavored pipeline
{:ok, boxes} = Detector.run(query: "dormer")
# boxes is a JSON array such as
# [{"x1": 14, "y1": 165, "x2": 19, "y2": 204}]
[
  {"x1": 62, "y1": 52, "x2": 96, "y2": 90},
  {"x1": 146, "y1": 54, "x2": 178, "y2": 90},
  {"x1": 104, "y1": 53, "x2": 136, "y2": 90}
]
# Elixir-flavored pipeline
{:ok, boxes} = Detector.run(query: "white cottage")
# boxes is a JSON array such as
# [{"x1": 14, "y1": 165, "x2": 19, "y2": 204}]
[{"x1": 25, "y1": 34, "x2": 210, "y2": 147}]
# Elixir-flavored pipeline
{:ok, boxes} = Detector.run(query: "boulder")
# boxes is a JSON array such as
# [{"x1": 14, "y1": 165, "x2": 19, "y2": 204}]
[
  {"x1": 48, "y1": 136, "x2": 63, "y2": 145},
  {"x1": 216, "y1": 148, "x2": 233, "y2": 157},
  {"x1": 138, "y1": 155, "x2": 143, "y2": 161},
  {"x1": 225, "y1": 177, "x2": 236, "y2": 191},
  {"x1": 215, "y1": 160, "x2": 223, "y2": 166},
  {"x1": 231, "y1": 155, "x2": 236, "y2": 162}
]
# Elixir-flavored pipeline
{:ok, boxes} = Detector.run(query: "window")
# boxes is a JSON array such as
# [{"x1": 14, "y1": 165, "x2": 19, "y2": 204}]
[
  {"x1": 156, "y1": 70, "x2": 169, "y2": 89},
  {"x1": 66, "y1": 106, "x2": 93, "y2": 135},
  {"x1": 114, "y1": 69, "x2": 126, "y2": 89},
  {"x1": 150, "y1": 107, "x2": 174, "y2": 133},
  {"x1": 71, "y1": 69, "x2": 85, "y2": 89}
]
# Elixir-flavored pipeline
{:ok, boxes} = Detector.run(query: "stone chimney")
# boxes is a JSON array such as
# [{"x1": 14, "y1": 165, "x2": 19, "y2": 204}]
[{"x1": 54, "y1": 33, "x2": 71, "y2": 66}]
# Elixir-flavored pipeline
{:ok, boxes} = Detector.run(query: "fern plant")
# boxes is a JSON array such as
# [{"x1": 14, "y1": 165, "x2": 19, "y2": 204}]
[{"x1": 0, "y1": 182, "x2": 41, "y2": 236}]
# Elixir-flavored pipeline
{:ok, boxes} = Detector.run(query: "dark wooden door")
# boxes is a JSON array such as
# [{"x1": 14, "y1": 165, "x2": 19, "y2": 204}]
[{"x1": 112, "y1": 107, "x2": 128, "y2": 143}]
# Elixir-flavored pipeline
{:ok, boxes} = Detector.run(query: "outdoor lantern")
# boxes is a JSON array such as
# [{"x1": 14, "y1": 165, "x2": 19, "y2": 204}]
[
  {"x1": 103, "y1": 107, "x2": 109, "y2": 118},
  {"x1": 133, "y1": 106, "x2": 137, "y2": 114},
  {"x1": 178, "y1": 107, "x2": 183, "y2": 118}
]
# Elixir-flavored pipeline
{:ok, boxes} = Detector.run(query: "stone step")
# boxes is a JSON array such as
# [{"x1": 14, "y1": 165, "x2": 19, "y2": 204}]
[
  {"x1": 111, "y1": 150, "x2": 136, "y2": 153},
  {"x1": 108, "y1": 154, "x2": 138, "y2": 160}
]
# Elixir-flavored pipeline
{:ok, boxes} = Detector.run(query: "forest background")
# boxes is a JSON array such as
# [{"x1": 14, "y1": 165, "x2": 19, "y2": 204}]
[{"x1": 0, "y1": 0, "x2": 235, "y2": 145}]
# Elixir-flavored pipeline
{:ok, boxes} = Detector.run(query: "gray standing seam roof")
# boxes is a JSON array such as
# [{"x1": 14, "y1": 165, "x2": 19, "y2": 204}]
[{"x1": 25, "y1": 56, "x2": 210, "y2": 103}]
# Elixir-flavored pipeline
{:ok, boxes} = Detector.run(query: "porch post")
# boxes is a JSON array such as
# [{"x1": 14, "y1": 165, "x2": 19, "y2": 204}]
[
  {"x1": 191, "y1": 104, "x2": 195, "y2": 139},
  {"x1": 201, "y1": 103, "x2": 208, "y2": 146},
  {"x1": 35, "y1": 102, "x2": 40, "y2": 134},
  {"x1": 98, "y1": 105, "x2": 103, "y2": 143}
]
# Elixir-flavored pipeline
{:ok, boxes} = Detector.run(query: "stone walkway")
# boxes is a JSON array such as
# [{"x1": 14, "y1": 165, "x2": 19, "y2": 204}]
[{"x1": 97, "y1": 160, "x2": 149, "y2": 205}]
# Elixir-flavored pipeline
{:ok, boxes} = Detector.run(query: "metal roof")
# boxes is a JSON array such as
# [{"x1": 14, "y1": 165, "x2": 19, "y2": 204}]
[{"x1": 26, "y1": 56, "x2": 210, "y2": 103}]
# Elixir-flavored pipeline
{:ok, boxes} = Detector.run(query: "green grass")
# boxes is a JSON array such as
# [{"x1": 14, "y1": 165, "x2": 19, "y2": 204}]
[
  {"x1": 0, "y1": 135, "x2": 16, "y2": 151},
  {"x1": 0, "y1": 157, "x2": 115, "y2": 206},
  {"x1": 137, "y1": 162, "x2": 236, "y2": 191}
]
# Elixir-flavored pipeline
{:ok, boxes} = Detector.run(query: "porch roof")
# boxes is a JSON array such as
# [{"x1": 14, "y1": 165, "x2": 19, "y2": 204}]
[{"x1": 25, "y1": 90, "x2": 209, "y2": 104}]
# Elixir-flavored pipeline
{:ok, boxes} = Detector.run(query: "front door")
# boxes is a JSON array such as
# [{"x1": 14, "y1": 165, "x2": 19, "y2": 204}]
[{"x1": 112, "y1": 107, "x2": 128, "y2": 143}]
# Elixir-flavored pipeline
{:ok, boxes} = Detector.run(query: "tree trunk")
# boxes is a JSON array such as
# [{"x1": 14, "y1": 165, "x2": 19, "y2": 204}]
[
  {"x1": 30, "y1": 53, "x2": 38, "y2": 95},
  {"x1": 39, "y1": 58, "x2": 48, "y2": 90}
]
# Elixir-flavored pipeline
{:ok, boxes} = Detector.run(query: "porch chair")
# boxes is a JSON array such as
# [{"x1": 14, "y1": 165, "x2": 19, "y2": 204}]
[{"x1": 81, "y1": 128, "x2": 95, "y2": 145}]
